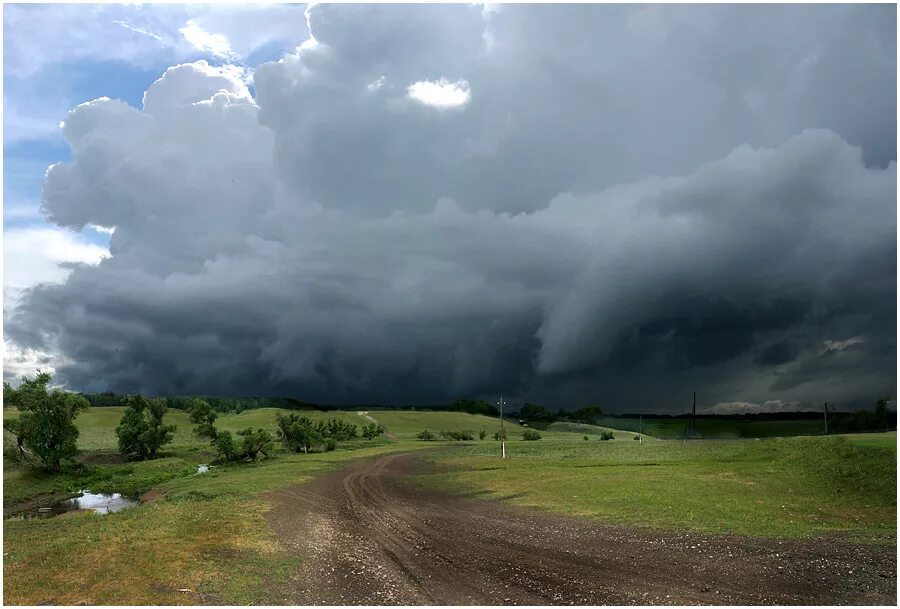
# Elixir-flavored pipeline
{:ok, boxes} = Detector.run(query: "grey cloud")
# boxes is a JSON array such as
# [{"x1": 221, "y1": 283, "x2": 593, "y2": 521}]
[{"x1": 5, "y1": 4, "x2": 896, "y2": 411}]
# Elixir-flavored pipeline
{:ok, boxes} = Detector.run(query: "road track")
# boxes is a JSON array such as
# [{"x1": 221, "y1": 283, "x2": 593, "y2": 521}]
[{"x1": 265, "y1": 451, "x2": 896, "y2": 605}]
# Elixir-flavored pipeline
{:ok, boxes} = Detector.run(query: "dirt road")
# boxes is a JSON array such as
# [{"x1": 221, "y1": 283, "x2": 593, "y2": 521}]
[{"x1": 266, "y1": 452, "x2": 896, "y2": 605}]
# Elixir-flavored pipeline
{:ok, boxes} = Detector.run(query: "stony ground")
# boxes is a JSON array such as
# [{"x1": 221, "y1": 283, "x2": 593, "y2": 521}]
[{"x1": 265, "y1": 451, "x2": 896, "y2": 605}]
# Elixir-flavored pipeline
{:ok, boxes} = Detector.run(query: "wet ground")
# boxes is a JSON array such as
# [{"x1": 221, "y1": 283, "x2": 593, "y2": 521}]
[
  {"x1": 12, "y1": 490, "x2": 139, "y2": 519},
  {"x1": 265, "y1": 451, "x2": 896, "y2": 605}
]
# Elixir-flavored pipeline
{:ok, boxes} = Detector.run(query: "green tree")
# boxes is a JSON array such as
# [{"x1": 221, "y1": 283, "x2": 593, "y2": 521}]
[
  {"x1": 115, "y1": 395, "x2": 176, "y2": 460},
  {"x1": 213, "y1": 430, "x2": 238, "y2": 461},
  {"x1": 237, "y1": 428, "x2": 273, "y2": 460},
  {"x1": 189, "y1": 398, "x2": 218, "y2": 440},
  {"x1": 1, "y1": 372, "x2": 89, "y2": 471},
  {"x1": 276, "y1": 413, "x2": 323, "y2": 453}
]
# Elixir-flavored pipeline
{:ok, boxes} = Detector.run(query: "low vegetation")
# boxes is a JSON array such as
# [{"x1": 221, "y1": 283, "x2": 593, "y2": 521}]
[{"x1": 420, "y1": 434, "x2": 897, "y2": 542}]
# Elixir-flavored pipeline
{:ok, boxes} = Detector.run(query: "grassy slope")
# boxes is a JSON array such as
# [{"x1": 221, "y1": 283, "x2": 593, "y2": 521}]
[{"x1": 419, "y1": 435, "x2": 896, "y2": 542}]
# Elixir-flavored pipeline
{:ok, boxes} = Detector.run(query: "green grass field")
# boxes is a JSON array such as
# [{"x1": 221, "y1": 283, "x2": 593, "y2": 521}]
[
  {"x1": 3, "y1": 405, "x2": 896, "y2": 604},
  {"x1": 597, "y1": 416, "x2": 828, "y2": 439},
  {"x1": 418, "y1": 433, "x2": 896, "y2": 542}
]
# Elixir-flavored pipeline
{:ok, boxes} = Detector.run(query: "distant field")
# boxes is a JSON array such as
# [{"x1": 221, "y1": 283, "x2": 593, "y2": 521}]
[
  {"x1": 363, "y1": 410, "x2": 626, "y2": 441},
  {"x1": 420, "y1": 435, "x2": 897, "y2": 542},
  {"x1": 842, "y1": 432, "x2": 896, "y2": 450},
  {"x1": 597, "y1": 416, "x2": 827, "y2": 439}
]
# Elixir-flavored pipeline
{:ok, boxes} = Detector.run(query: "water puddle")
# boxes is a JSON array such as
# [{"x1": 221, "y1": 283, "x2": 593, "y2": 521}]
[{"x1": 29, "y1": 491, "x2": 139, "y2": 518}]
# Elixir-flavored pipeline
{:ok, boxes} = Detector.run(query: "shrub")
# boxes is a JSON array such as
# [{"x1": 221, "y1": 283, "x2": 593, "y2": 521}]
[
  {"x1": 522, "y1": 429, "x2": 542, "y2": 441},
  {"x1": 416, "y1": 429, "x2": 436, "y2": 441},
  {"x1": 116, "y1": 395, "x2": 176, "y2": 461},
  {"x1": 361, "y1": 422, "x2": 385, "y2": 439},
  {"x1": 439, "y1": 430, "x2": 475, "y2": 441},
  {"x1": 599, "y1": 431, "x2": 615, "y2": 441},
  {"x1": 479, "y1": 429, "x2": 487, "y2": 440},
  {"x1": 314, "y1": 418, "x2": 358, "y2": 442},
  {"x1": 325, "y1": 438, "x2": 337, "y2": 451},
  {"x1": 493, "y1": 431, "x2": 507, "y2": 441},
  {"x1": 634, "y1": 435, "x2": 640, "y2": 441},
  {"x1": 2, "y1": 372, "x2": 89, "y2": 471},
  {"x1": 583, "y1": 435, "x2": 589, "y2": 441}
]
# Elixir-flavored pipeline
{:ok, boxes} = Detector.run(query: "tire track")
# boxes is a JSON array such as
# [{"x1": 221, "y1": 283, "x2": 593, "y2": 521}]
[{"x1": 266, "y1": 451, "x2": 897, "y2": 605}]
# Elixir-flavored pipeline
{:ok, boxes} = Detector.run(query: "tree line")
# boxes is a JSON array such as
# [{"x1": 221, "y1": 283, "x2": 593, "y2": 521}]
[{"x1": 3, "y1": 373, "x2": 384, "y2": 472}]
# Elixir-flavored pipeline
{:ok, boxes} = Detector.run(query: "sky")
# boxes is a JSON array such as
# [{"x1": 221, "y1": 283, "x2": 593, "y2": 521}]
[{"x1": 2, "y1": 2, "x2": 897, "y2": 414}]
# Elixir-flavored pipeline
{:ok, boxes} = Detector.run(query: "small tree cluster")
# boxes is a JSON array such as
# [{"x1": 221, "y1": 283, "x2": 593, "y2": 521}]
[
  {"x1": 115, "y1": 396, "x2": 177, "y2": 461},
  {"x1": 599, "y1": 431, "x2": 615, "y2": 441},
  {"x1": 361, "y1": 422, "x2": 385, "y2": 439},
  {"x1": 316, "y1": 417, "x2": 359, "y2": 441},
  {"x1": 522, "y1": 429, "x2": 542, "y2": 441},
  {"x1": 212, "y1": 428, "x2": 274, "y2": 462},
  {"x1": 440, "y1": 430, "x2": 474, "y2": 441},
  {"x1": 189, "y1": 401, "x2": 272, "y2": 462},
  {"x1": 276, "y1": 413, "x2": 322, "y2": 453},
  {"x1": 416, "y1": 429, "x2": 436, "y2": 441},
  {"x1": 2, "y1": 372, "x2": 89, "y2": 471}
]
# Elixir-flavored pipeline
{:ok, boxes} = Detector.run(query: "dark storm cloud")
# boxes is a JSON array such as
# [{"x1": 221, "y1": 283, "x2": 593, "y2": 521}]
[{"x1": 5, "y1": 3, "x2": 896, "y2": 411}]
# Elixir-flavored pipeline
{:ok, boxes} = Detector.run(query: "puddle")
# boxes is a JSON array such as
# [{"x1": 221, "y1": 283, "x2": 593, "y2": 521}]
[
  {"x1": 197, "y1": 464, "x2": 209, "y2": 474},
  {"x1": 28, "y1": 491, "x2": 139, "y2": 518}
]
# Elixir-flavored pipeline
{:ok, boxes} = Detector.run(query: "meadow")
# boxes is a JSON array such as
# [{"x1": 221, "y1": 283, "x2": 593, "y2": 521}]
[
  {"x1": 418, "y1": 432, "x2": 897, "y2": 542},
  {"x1": 595, "y1": 416, "x2": 827, "y2": 438},
  {"x1": 2, "y1": 405, "x2": 896, "y2": 604}
]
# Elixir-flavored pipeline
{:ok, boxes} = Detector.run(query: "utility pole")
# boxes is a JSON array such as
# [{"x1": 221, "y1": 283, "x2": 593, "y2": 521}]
[
  {"x1": 639, "y1": 414, "x2": 643, "y2": 445},
  {"x1": 692, "y1": 391, "x2": 697, "y2": 434},
  {"x1": 824, "y1": 401, "x2": 829, "y2": 435},
  {"x1": 497, "y1": 395, "x2": 507, "y2": 459}
]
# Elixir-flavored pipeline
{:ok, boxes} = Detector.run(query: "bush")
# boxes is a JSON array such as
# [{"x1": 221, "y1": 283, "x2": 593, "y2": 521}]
[
  {"x1": 361, "y1": 422, "x2": 385, "y2": 439},
  {"x1": 493, "y1": 431, "x2": 506, "y2": 441},
  {"x1": 522, "y1": 429, "x2": 542, "y2": 441},
  {"x1": 325, "y1": 438, "x2": 337, "y2": 451},
  {"x1": 479, "y1": 429, "x2": 487, "y2": 440},
  {"x1": 439, "y1": 430, "x2": 475, "y2": 441},
  {"x1": 314, "y1": 417, "x2": 358, "y2": 441},
  {"x1": 2, "y1": 372, "x2": 89, "y2": 471},
  {"x1": 634, "y1": 435, "x2": 640, "y2": 441},
  {"x1": 583, "y1": 435, "x2": 589, "y2": 441},
  {"x1": 416, "y1": 429, "x2": 436, "y2": 441},
  {"x1": 599, "y1": 431, "x2": 615, "y2": 441},
  {"x1": 116, "y1": 395, "x2": 176, "y2": 461}
]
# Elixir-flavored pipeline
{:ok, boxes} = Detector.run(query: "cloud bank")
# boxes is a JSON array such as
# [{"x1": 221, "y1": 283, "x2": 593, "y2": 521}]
[{"x1": 5, "y1": 4, "x2": 896, "y2": 411}]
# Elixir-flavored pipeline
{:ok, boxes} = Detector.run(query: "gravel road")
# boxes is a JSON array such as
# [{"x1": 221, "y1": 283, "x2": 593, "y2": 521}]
[{"x1": 265, "y1": 451, "x2": 896, "y2": 605}]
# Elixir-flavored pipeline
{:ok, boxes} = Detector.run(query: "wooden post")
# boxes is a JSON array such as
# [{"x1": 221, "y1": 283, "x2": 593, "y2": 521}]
[{"x1": 824, "y1": 401, "x2": 829, "y2": 435}]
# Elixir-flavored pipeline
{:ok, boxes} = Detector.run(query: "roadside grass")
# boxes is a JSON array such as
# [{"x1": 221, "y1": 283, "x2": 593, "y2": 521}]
[
  {"x1": 418, "y1": 435, "x2": 896, "y2": 542},
  {"x1": 3, "y1": 433, "x2": 416, "y2": 605}
]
